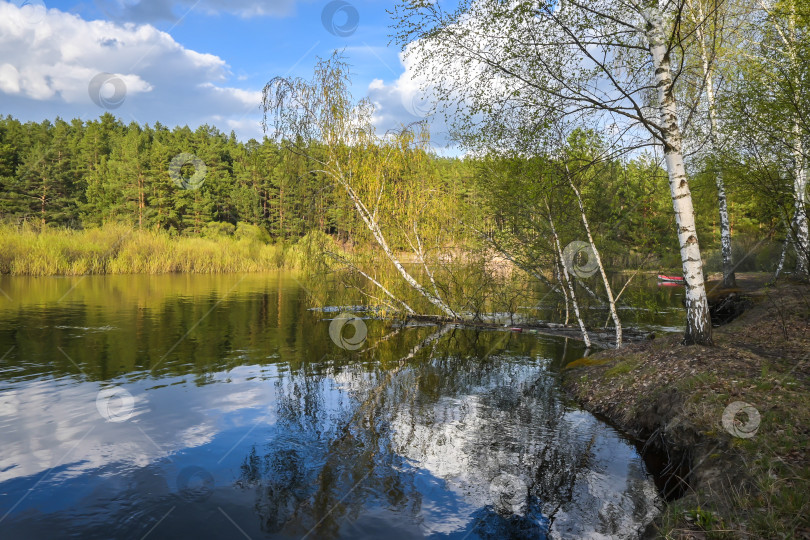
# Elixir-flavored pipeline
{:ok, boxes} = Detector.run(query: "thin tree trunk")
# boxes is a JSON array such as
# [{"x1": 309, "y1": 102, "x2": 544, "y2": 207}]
[
  {"x1": 326, "y1": 252, "x2": 417, "y2": 315},
  {"x1": 566, "y1": 173, "x2": 622, "y2": 347},
  {"x1": 40, "y1": 183, "x2": 46, "y2": 226},
  {"x1": 688, "y1": 0, "x2": 736, "y2": 288},
  {"x1": 332, "y1": 170, "x2": 458, "y2": 319},
  {"x1": 792, "y1": 123, "x2": 808, "y2": 277},
  {"x1": 138, "y1": 173, "x2": 144, "y2": 229},
  {"x1": 645, "y1": 8, "x2": 713, "y2": 345},
  {"x1": 547, "y1": 200, "x2": 590, "y2": 348},
  {"x1": 474, "y1": 229, "x2": 574, "y2": 325},
  {"x1": 279, "y1": 184, "x2": 285, "y2": 238},
  {"x1": 554, "y1": 252, "x2": 571, "y2": 325},
  {"x1": 767, "y1": 0, "x2": 808, "y2": 278},
  {"x1": 771, "y1": 218, "x2": 792, "y2": 283}
]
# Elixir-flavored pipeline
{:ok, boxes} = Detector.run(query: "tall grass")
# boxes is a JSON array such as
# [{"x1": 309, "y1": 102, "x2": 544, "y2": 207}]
[{"x1": 0, "y1": 223, "x2": 327, "y2": 276}]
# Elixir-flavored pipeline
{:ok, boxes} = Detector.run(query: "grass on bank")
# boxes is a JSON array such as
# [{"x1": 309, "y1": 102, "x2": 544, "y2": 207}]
[
  {"x1": 563, "y1": 278, "x2": 810, "y2": 539},
  {"x1": 0, "y1": 223, "x2": 335, "y2": 275}
]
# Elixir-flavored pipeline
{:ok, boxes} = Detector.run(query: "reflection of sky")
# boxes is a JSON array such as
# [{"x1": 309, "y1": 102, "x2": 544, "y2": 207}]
[
  {"x1": 0, "y1": 356, "x2": 661, "y2": 539},
  {"x1": 0, "y1": 271, "x2": 663, "y2": 539},
  {"x1": 388, "y1": 361, "x2": 660, "y2": 539},
  {"x1": 0, "y1": 365, "x2": 285, "y2": 514}
]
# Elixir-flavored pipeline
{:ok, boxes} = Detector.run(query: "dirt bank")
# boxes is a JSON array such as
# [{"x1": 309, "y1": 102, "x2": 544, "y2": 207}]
[{"x1": 562, "y1": 275, "x2": 810, "y2": 538}]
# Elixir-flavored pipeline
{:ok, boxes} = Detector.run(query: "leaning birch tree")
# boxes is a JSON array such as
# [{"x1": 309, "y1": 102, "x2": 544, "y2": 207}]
[
  {"x1": 262, "y1": 52, "x2": 459, "y2": 318},
  {"x1": 560, "y1": 157, "x2": 623, "y2": 347},
  {"x1": 547, "y1": 199, "x2": 592, "y2": 348},
  {"x1": 392, "y1": 0, "x2": 715, "y2": 344},
  {"x1": 471, "y1": 154, "x2": 598, "y2": 345}
]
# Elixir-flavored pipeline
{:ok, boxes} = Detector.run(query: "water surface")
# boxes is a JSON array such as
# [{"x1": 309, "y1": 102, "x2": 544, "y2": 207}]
[{"x1": 0, "y1": 273, "x2": 668, "y2": 539}]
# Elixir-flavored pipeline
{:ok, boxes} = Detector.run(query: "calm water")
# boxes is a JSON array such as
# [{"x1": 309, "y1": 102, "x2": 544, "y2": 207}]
[{"x1": 0, "y1": 273, "x2": 678, "y2": 539}]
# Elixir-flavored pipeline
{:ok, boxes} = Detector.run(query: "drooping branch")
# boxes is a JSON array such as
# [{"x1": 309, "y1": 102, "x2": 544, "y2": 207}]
[{"x1": 262, "y1": 53, "x2": 460, "y2": 319}]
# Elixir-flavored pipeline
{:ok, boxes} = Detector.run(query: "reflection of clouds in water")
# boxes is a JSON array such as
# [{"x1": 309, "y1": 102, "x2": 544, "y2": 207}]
[
  {"x1": 0, "y1": 388, "x2": 19, "y2": 416},
  {"x1": 390, "y1": 388, "x2": 547, "y2": 534},
  {"x1": 176, "y1": 424, "x2": 216, "y2": 449},
  {"x1": 393, "y1": 396, "x2": 486, "y2": 534},
  {"x1": 331, "y1": 368, "x2": 374, "y2": 392},
  {"x1": 388, "y1": 359, "x2": 660, "y2": 538},
  {"x1": 0, "y1": 367, "x2": 279, "y2": 485},
  {"x1": 550, "y1": 431, "x2": 660, "y2": 539},
  {"x1": 0, "y1": 331, "x2": 660, "y2": 538},
  {"x1": 0, "y1": 379, "x2": 140, "y2": 483}
]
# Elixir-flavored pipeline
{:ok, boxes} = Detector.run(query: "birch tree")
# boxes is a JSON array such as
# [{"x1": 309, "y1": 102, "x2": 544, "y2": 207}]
[
  {"x1": 777, "y1": 0, "x2": 809, "y2": 279},
  {"x1": 729, "y1": 0, "x2": 809, "y2": 279},
  {"x1": 684, "y1": 0, "x2": 737, "y2": 288},
  {"x1": 262, "y1": 52, "x2": 459, "y2": 318},
  {"x1": 547, "y1": 199, "x2": 592, "y2": 348},
  {"x1": 471, "y1": 154, "x2": 598, "y2": 345},
  {"x1": 560, "y1": 158, "x2": 622, "y2": 347},
  {"x1": 392, "y1": 0, "x2": 715, "y2": 344}
]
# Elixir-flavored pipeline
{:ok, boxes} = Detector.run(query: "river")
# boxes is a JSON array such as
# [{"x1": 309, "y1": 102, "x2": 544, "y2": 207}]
[{"x1": 0, "y1": 272, "x2": 684, "y2": 539}]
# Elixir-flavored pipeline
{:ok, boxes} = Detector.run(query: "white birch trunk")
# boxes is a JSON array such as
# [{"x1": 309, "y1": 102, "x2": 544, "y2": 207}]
[
  {"x1": 547, "y1": 202, "x2": 591, "y2": 348},
  {"x1": 567, "y1": 176, "x2": 622, "y2": 347},
  {"x1": 329, "y1": 253, "x2": 417, "y2": 315},
  {"x1": 554, "y1": 253, "x2": 571, "y2": 325},
  {"x1": 775, "y1": 1, "x2": 808, "y2": 278},
  {"x1": 331, "y1": 170, "x2": 458, "y2": 319},
  {"x1": 792, "y1": 121, "x2": 809, "y2": 277},
  {"x1": 772, "y1": 218, "x2": 792, "y2": 283},
  {"x1": 788, "y1": 0, "x2": 808, "y2": 278},
  {"x1": 645, "y1": 7, "x2": 713, "y2": 345},
  {"x1": 688, "y1": 0, "x2": 736, "y2": 288},
  {"x1": 779, "y1": 1, "x2": 809, "y2": 278}
]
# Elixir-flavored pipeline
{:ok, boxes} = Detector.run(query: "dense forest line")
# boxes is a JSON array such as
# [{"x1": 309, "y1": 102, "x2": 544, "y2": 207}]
[
  {"x1": 0, "y1": 113, "x2": 472, "y2": 241},
  {"x1": 0, "y1": 113, "x2": 782, "y2": 275}
]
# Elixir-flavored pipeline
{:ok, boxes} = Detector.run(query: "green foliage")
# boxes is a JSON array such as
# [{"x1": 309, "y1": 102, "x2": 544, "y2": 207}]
[
  {"x1": 685, "y1": 506, "x2": 720, "y2": 531},
  {"x1": 472, "y1": 126, "x2": 789, "y2": 275},
  {"x1": 0, "y1": 109, "x2": 789, "y2": 282},
  {"x1": 0, "y1": 113, "x2": 476, "y2": 268},
  {"x1": 719, "y1": 0, "x2": 810, "y2": 258}
]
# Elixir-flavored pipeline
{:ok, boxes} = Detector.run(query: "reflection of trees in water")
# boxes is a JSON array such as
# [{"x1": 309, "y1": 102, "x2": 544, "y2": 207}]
[
  {"x1": 236, "y1": 336, "x2": 424, "y2": 538},
  {"x1": 236, "y1": 327, "x2": 658, "y2": 538},
  {"x1": 238, "y1": 446, "x2": 312, "y2": 534}
]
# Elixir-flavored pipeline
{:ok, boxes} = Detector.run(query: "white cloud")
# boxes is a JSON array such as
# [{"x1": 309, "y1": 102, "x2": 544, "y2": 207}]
[
  {"x1": 0, "y1": 1, "x2": 265, "y2": 140},
  {"x1": 0, "y1": 1, "x2": 463, "y2": 147},
  {"x1": 366, "y1": 48, "x2": 459, "y2": 154},
  {"x1": 0, "y1": 63, "x2": 22, "y2": 94}
]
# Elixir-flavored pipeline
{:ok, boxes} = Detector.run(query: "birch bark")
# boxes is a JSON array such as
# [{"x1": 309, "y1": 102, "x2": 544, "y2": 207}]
[
  {"x1": 687, "y1": 0, "x2": 736, "y2": 288},
  {"x1": 787, "y1": 1, "x2": 809, "y2": 277},
  {"x1": 645, "y1": 6, "x2": 713, "y2": 345},
  {"x1": 547, "y1": 200, "x2": 591, "y2": 347},
  {"x1": 792, "y1": 132, "x2": 809, "y2": 277},
  {"x1": 566, "y1": 173, "x2": 622, "y2": 347},
  {"x1": 338, "y1": 175, "x2": 459, "y2": 318}
]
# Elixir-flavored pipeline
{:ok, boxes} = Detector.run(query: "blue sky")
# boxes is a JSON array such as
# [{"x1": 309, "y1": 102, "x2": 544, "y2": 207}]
[{"x1": 0, "y1": 0, "x2": 444, "y2": 143}]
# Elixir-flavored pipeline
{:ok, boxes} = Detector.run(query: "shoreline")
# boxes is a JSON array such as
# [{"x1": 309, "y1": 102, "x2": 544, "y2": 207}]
[{"x1": 561, "y1": 277, "x2": 810, "y2": 538}]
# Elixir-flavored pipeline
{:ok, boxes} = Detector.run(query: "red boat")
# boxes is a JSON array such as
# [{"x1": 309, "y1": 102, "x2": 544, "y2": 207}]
[{"x1": 657, "y1": 274, "x2": 685, "y2": 283}]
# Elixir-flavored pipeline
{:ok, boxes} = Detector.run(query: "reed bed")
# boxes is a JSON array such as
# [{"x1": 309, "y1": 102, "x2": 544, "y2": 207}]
[{"x1": 0, "y1": 223, "x2": 322, "y2": 276}]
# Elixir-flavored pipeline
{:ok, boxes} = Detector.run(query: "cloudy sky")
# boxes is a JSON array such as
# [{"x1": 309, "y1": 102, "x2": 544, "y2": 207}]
[{"x1": 0, "y1": 0, "x2": 447, "y2": 144}]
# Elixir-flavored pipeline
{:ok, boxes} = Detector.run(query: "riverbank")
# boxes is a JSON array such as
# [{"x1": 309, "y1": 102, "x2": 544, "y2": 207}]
[
  {"x1": 0, "y1": 224, "x2": 334, "y2": 275},
  {"x1": 562, "y1": 275, "x2": 810, "y2": 538}
]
